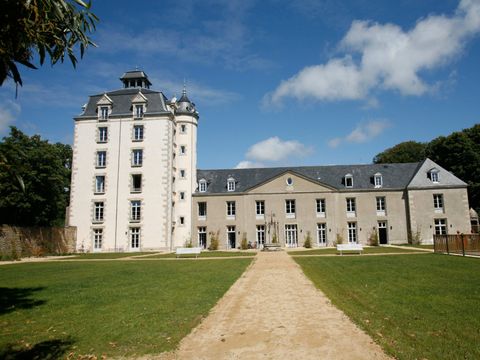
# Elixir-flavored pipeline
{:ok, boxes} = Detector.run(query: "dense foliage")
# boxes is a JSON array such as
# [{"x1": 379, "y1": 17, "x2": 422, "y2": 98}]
[
  {"x1": 373, "y1": 124, "x2": 480, "y2": 212},
  {"x1": 0, "y1": 127, "x2": 72, "y2": 226},
  {"x1": 0, "y1": 0, "x2": 98, "y2": 87}
]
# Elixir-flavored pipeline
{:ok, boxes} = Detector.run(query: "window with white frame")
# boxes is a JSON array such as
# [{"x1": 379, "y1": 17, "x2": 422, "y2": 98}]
[
  {"x1": 434, "y1": 219, "x2": 447, "y2": 235},
  {"x1": 256, "y1": 200, "x2": 265, "y2": 216},
  {"x1": 96, "y1": 151, "x2": 106, "y2": 168},
  {"x1": 345, "y1": 174, "x2": 353, "y2": 188},
  {"x1": 93, "y1": 201, "x2": 104, "y2": 222},
  {"x1": 180, "y1": 145, "x2": 186, "y2": 155},
  {"x1": 226, "y1": 201, "x2": 236, "y2": 218},
  {"x1": 285, "y1": 199, "x2": 296, "y2": 217},
  {"x1": 348, "y1": 222, "x2": 357, "y2": 243},
  {"x1": 135, "y1": 104, "x2": 144, "y2": 118},
  {"x1": 93, "y1": 228, "x2": 103, "y2": 250},
  {"x1": 374, "y1": 173, "x2": 383, "y2": 188},
  {"x1": 133, "y1": 125, "x2": 144, "y2": 141},
  {"x1": 429, "y1": 169, "x2": 439, "y2": 183},
  {"x1": 95, "y1": 175, "x2": 105, "y2": 194},
  {"x1": 198, "y1": 202, "x2": 207, "y2": 219},
  {"x1": 376, "y1": 196, "x2": 386, "y2": 214},
  {"x1": 98, "y1": 127, "x2": 108, "y2": 143},
  {"x1": 317, "y1": 223, "x2": 327, "y2": 245},
  {"x1": 227, "y1": 177, "x2": 235, "y2": 191},
  {"x1": 316, "y1": 199, "x2": 326, "y2": 216},
  {"x1": 180, "y1": 124, "x2": 187, "y2": 134},
  {"x1": 256, "y1": 225, "x2": 265, "y2": 247},
  {"x1": 130, "y1": 200, "x2": 141, "y2": 221},
  {"x1": 130, "y1": 227, "x2": 140, "y2": 249},
  {"x1": 131, "y1": 174, "x2": 142, "y2": 193},
  {"x1": 199, "y1": 179, "x2": 207, "y2": 192},
  {"x1": 346, "y1": 198, "x2": 356, "y2": 214},
  {"x1": 433, "y1": 194, "x2": 444, "y2": 212},
  {"x1": 100, "y1": 106, "x2": 109, "y2": 120},
  {"x1": 198, "y1": 227, "x2": 207, "y2": 248},
  {"x1": 132, "y1": 149, "x2": 143, "y2": 166}
]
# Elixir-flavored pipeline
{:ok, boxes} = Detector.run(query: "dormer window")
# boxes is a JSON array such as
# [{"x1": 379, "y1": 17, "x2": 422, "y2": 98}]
[
  {"x1": 199, "y1": 179, "x2": 207, "y2": 193},
  {"x1": 227, "y1": 177, "x2": 235, "y2": 192},
  {"x1": 374, "y1": 173, "x2": 383, "y2": 188},
  {"x1": 135, "y1": 105, "x2": 144, "y2": 118},
  {"x1": 428, "y1": 168, "x2": 440, "y2": 183},
  {"x1": 345, "y1": 174, "x2": 353, "y2": 188},
  {"x1": 100, "y1": 106, "x2": 109, "y2": 120}
]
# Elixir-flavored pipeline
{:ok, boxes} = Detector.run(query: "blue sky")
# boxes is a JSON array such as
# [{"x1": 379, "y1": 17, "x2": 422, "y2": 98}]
[{"x1": 0, "y1": 0, "x2": 479, "y2": 169}]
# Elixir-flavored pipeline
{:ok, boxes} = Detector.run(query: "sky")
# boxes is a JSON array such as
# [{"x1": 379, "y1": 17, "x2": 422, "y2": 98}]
[{"x1": 0, "y1": 0, "x2": 479, "y2": 169}]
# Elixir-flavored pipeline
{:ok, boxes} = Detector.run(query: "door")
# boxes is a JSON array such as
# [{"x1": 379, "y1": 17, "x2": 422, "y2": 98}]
[
  {"x1": 378, "y1": 222, "x2": 388, "y2": 245},
  {"x1": 130, "y1": 227, "x2": 140, "y2": 251},
  {"x1": 285, "y1": 224, "x2": 298, "y2": 248},
  {"x1": 227, "y1": 226, "x2": 236, "y2": 249},
  {"x1": 317, "y1": 223, "x2": 327, "y2": 246}
]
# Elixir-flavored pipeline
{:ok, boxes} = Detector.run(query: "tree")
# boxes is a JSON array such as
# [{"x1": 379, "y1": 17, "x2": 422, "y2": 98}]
[
  {"x1": 0, "y1": 0, "x2": 98, "y2": 87},
  {"x1": 0, "y1": 127, "x2": 72, "y2": 226},
  {"x1": 373, "y1": 141, "x2": 427, "y2": 164}
]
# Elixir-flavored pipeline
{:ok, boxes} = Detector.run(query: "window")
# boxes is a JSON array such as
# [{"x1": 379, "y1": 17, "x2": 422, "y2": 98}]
[
  {"x1": 374, "y1": 173, "x2": 383, "y2": 188},
  {"x1": 132, "y1": 149, "x2": 143, "y2": 166},
  {"x1": 227, "y1": 177, "x2": 235, "y2": 191},
  {"x1": 131, "y1": 174, "x2": 142, "y2": 193},
  {"x1": 285, "y1": 199, "x2": 296, "y2": 217},
  {"x1": 345, "y1": 174, "x2": 353, "y2": 188},
  {"x1": 179, "y1": 216, "x2": 185, "y2": 225},
  {"x1": 316, "y1": 199, "x2": 326, "y2": 216},
  {"x1": 95, "y1": 175, "x2": 105, "y2": 194},
  {"x1": 135, "y1": 104, "x2": 144, "y2": 118},
  {"x1": 180, "y1": 169, "x2": 186, "y2": 178},
  {"x1": 286, "y1": 177, "x2": 293, "y2": 186},
  {"x1": 93, "y1": 228, "x2": 103, "y2": 250},
  {"x1": 198, "y1": 227, "x2": 207, "y2": 249},
  {"x1": 130, "y1": 200, "x2": 141, "y2": 221},
  {"x1": 256, "y1": 225, "x2": 265, "y2": 247},
  {"x1": 198, "y1": 202, "x2": 207, "y2": 219},
  {"x1": 429, "y1": 169, "x2": 439, "y2": 183},
  {"x1": 256, "y1": 200, "x2": 265, "y2": 216},
  {"x1": 180, "y1": 124, "x2": 186, "y2": 133},
  {"x1": 346, "y1": 198, "x2": 356, "y2": 214},
  {"x1": 317, "y1": 223, "x2": 327, "y2": 245},
  {"x1": 433, "y1": 194, "x2": 444, "y2": 212},
  {"x1": 96, "y1": 151, "x2": 106, "y2": 168},
  {"x1": 348, "y1": 222, "x2": 357, "y2": 243},
  {"x1": 133, "y1": 125, "x2": 144, "y2": 141},
  {"x1": 130, "y1": 227, "x2": 140, "y2": 249},
  {"x1": 199, "y1": 179, "x2": 207, "y2": 192},
  {"x1": 434, "y1": 219, "x2": 447, "y2": 235},
  {"x1": 100, "y1": 106, "x2": 109, "y2": 120},
  {"x1": 98, "y1": 127, "x2": 108, "y2": 142},
  {"x1": 180, "y1": 192, "x2": 185, "y2": 200},
  {"x1": 227, "y1": 226, "x2": 236, "y2": 249},
  {"x1": 226, "y1": 201, "x2": 236, "y2": 218},
  {"x1": 180, "y1": 145, "x2": 186, "y2": 155},
  {"x1": 285, "y1": 224, "x2": 298, "y2": 247},
  {"x1": 376, "y1": 196, "x2": 386, "y2": 215},
  {"x1": 93, "y1": 202, "x2": 104, "y2": 222}
]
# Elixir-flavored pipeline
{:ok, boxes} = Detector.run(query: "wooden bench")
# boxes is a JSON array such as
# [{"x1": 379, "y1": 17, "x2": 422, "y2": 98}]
[
  {"x1": 337, "y1": 243, "x2": 363, "y2": 255},
  {"x1": 175, "y1": 247, "x2": 202, "y2": 258}
]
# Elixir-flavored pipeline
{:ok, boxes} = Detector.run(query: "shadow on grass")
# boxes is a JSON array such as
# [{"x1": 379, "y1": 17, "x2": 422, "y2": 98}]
[
  {"x1": 0, "y1": 287, "x2": 46, "y2": 315},
  {"x1": 0, "y1": 339, "x2": 74, "y2": 360}
]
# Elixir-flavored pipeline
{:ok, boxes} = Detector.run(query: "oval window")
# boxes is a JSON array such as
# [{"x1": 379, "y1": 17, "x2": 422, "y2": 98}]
[{"x1": 286, "y1": 177, "x2": 293, "y2": 186}]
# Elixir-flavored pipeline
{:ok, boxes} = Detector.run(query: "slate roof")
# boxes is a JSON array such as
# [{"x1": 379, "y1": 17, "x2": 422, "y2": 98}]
[
  {"x1": 76, "y1": 88, "x2": 170, "y2": 119},
  {"x1": 196, "y1": 162, "x2": 422, "y2": 194}
]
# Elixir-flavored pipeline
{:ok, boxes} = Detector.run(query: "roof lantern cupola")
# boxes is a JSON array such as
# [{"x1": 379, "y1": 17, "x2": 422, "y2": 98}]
[
  {"x1": 176, "y1": 85, "x2": 198, "y2": 118},
  {"x1": 120, "y1": 70, "x2": 152, "y2": 89}
]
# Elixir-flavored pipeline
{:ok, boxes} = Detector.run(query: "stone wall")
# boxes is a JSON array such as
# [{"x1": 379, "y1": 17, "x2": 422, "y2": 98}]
[{"x1": 0, "y1": 225, "x2": 76, "y2": 260}]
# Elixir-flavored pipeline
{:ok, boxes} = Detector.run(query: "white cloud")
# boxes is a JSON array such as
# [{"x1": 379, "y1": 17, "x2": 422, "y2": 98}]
[
  {"x1": 266, "y1": 0, "x2": 480, "y2": 104},
  {"x1": 236, "y1": 136, "x2": 313, "y2": 168},
  {"x1": 0, "y1": 100, "x2": 21, "y2": 135},
  {"x1": 328, "y1": 120, "x2": 390, "y2": 148}
]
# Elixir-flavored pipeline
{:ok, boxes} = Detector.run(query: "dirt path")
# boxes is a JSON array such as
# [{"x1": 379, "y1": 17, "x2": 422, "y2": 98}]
[{"x1": 160, "y1": 251, "x2": 390, "y2": 360}]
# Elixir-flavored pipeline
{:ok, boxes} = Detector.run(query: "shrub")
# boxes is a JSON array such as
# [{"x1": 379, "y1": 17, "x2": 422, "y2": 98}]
[
  {"x1": 208, "y1": 230, "x2": 219, "y2": 251},
  {"x1": 408, "y1": 226, "x2": 422, "y2": 245},
  {"x1": 184, "y1": 239, "x2": 193, "y2": 248},
  {"x1": 369, "y1": 230, "x2": 379, "y2": 246},
  {"x1": 240, "y1": 232, "x2": 248, "y2": 250},
  {"x1": 335, "y1": 233, "x2": 344, "y2": 245},
  {"x1": 272, "y1": 233, "x2": 278, "y2": 244},
  {"x1": 304, "y1": 231, "x2": 312, "y2": 248}
]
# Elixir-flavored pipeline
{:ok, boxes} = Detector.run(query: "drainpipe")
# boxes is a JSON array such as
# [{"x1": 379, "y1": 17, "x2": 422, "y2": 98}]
[{"x1": 114, "y1": 117, "x2": 123, "y2": 251}]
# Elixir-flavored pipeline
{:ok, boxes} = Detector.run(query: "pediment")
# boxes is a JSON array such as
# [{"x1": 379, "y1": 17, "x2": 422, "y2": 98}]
[
  {"x1": 131, "y1": 92, "x2": 148, "y2": 103},
  {"x1": 96, "y1": 93, "x2": 113, "y2": 105},
  {"x1": 247, "y1": 171, "x2": 335, "y2": 194}
]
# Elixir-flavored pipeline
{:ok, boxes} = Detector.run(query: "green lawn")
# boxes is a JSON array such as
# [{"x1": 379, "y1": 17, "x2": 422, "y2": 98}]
[
  {"x1": 64, "y1": 252, "x2": 156, "y2": 259},
  {"x1": 144, "y1": 251, "x2": 256, "y2": 258},
  {"x1": 289, "y1": 246, "x2": 425, "y2": 256},
  {"x1": 397, "y1": 244, "x2": 434, "y2": 250},
  {"x1": 294, "y1": 254, "x2": 480, "y2": 360},
  {"x1": 0, "y1": 259, "x2": 252, "y2": 358}
]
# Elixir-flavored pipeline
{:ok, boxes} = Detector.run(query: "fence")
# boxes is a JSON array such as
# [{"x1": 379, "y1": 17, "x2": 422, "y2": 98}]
[{"x1": 433, "y1": 234, "x2": 480, "y2": 257}]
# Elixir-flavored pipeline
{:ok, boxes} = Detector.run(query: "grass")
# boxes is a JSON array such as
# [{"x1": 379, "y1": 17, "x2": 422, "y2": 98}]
[
  {"x1": 397, "y1": 244, "x2": 434, "y2": 249},
  {"x1": 144, "y1": 251, "x2": 256, "y2": 258},
  {"x1": 63, "y1": 252, "x2": 156, "y2": 259},
  {"x1": 294, "y1": 254, "x2": 480, "y2": 360},
  {"x1": 0, "y1": 259, "x2": 252, "y2": 358},
  {"x1": 289, "y1": 246, "x2": 425, "y2": 256}
]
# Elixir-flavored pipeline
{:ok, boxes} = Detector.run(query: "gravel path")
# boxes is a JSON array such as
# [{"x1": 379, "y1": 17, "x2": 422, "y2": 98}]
[{"x1": 160, "y1": 251, "x2": 390, "y2": 360}]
